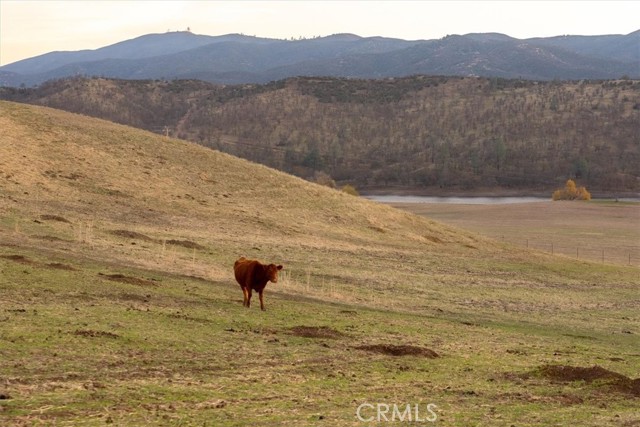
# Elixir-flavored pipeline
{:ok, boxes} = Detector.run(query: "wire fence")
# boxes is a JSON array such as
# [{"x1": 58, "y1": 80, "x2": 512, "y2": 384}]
[{"x1": 498, "y1": 236, "x2": 640, "y2": 267}]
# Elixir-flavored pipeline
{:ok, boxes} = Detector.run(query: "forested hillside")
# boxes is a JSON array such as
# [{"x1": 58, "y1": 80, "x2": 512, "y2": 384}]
[{"x1": 2, "y1": 76, "x2": 638, "y2": 193}]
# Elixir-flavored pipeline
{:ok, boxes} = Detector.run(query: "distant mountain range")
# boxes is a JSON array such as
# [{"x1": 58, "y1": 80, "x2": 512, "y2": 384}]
[{"x1": 1, "y1": 30, "x2": 638, "y2": 87}]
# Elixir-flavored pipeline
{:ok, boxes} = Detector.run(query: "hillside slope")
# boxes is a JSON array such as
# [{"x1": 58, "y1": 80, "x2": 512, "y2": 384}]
[
  {"x1": 0, "y1": 100, "x2": 489, "y2": 286},
  {"x1": 1, "y1": 99, "x2": 638, "y2": 303},
  {"x1": 1, "y1": 101, "x2": 639, "y2": 425}
]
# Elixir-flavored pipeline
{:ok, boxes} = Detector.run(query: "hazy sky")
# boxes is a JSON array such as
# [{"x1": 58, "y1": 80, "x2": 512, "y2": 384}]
[{"x1": 1, "y1": 1, "x2": 639, "y2": 66}]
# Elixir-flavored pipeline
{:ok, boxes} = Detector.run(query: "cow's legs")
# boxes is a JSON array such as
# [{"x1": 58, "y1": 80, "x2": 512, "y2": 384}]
[
  {"x1": 246, "y1": 289, "x2": 252, "y2": 308},
  {"x1": 259, "y1": 290, "x2": 265, "y2": 311},
  {"x1": 242, "y1": 287, "x2": 250, "y2": 307}
]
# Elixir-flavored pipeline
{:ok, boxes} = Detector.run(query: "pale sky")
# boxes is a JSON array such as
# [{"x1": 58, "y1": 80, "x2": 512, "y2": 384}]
[{"x1": 1, "y1": 1, "x2": 639, "y2": 66}]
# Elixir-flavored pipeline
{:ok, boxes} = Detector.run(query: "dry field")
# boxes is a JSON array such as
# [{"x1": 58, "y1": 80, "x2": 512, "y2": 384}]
[
  {"x1": 388, "y1": 201, "x2": 640, "y2": 267},
  {"x1": 1, "y1": 101, "x2": 639, "y2": 426}
]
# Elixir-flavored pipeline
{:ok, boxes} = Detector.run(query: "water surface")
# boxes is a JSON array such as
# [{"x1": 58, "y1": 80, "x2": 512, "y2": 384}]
[{"x1": 365, "y1": 195, "x2": 549, "y2": 205}]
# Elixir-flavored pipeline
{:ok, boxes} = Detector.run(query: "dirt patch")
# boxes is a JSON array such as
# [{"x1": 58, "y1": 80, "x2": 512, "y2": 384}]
[
  {"x1": 356, "y1": 344, "x2": 440, "y2": 358},
  {"x1": 530, "y1": 364, "x2": 640, "y2": 397},
  {"x1": 165, "y1": 239, "x2": 205, "y2": 250},
  {"x1": 40, "y1": 214, "x2": 71, "y2": 223},
  {"x1": 289, "y1": 326, "x2": 346, "y2": 339},
  {"x1": 0, "y1": 254, "x2": 35, "y2": 264},
  {"x1": 99, "y1": 273, "x2": 158, "y2": 287},
  {"x1": 74, "y1": 329, "x2": 119, "y2": 339},
  {"x1": 109, "y1": 229, "x2": 155, "y2": 241}
]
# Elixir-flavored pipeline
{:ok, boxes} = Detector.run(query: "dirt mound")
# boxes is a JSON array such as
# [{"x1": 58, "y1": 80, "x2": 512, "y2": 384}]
[
  {"x1": 356, "y1": 344, "x2": 440, "y2": 358},
  {"x1": 538, "y1": 365, "x2": 626, "y2": 382},
  {"x1": 39, "y1": 214, "x2": 71, "y2": 223},
  {"x1": 289, "y1": 326, "x2": 346, "y2": 339},
  {"x1": 534, "y1": 364, "x2": 640, "y2": 397},
  {"x1": 99, "y1": 273, "x2": 158, "y2": 287}
]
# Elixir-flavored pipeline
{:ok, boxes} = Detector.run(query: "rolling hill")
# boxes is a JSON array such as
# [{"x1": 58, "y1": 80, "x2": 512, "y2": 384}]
[
  {"x1": 0, "y1": 99, "x2": 508, "y2": 281},
  {"x1": 1, "y1": 101, "x2": 639, "y2": 425},
  {"x1": 1, "y1": 30, "x2": 638, "y2": 87}
]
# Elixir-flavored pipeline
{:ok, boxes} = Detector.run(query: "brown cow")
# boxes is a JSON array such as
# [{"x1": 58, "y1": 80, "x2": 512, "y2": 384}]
[{"x1": 233, "y1": 257, "x2": 283, "y2": 311}]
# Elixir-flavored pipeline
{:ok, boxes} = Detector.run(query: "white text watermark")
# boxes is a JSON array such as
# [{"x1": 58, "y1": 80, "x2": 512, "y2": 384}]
[{"x1": 356, "y1": 402, "x2": 438, "y2": 423}]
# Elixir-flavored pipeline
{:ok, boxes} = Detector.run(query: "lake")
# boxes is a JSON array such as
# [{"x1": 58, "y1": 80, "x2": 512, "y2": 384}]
[{"x1": 364, "y1": 195, "x2": 550, "y2": 205}]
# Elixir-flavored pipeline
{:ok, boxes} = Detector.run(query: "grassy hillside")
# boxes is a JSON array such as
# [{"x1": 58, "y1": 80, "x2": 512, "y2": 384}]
[
  {"x1": 2, "y1": 76, "x2": 639, "y2": 193},
  {"x1": 1, "y1": 101, "x2": 639, "y2": 425}
]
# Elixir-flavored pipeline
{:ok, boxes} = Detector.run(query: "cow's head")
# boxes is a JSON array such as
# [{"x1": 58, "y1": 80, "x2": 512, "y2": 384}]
[{"x1": 266, "y1": 264, "x2": 283, "y2": 283}]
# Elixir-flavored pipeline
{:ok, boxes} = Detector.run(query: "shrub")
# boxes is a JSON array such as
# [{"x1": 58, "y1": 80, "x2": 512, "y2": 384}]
[
  {"x1": 341, "y1": 184, "x2": 359, "y2": 196},
  {"x1": 552, "y1": 179, "x2": 591, "y2": 201}
]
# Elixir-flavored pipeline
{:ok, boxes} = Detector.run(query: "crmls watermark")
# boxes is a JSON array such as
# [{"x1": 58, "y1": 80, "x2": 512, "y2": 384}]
[{"x1": 356, "y1": 402, "x2": 438, "y2": 423}]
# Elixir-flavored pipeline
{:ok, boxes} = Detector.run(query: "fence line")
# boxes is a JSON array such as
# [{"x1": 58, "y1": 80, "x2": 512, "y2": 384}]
[{"x1": 498, "y1": 236, "x2": 639, "y2": 267}]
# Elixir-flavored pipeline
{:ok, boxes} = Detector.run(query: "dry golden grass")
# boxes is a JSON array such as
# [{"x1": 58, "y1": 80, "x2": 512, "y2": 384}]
[
  {"x1": 0, "y1": 100, "x2": 482, "y2": 281},
  {"x1": 390, "y1": 200, "x2": 640, "y2": 266}
]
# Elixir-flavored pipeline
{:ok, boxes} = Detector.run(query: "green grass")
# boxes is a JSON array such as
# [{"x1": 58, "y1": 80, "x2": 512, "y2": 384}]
[{"x1": 1, "y1": 247, "x2": 638, "y2": 426}]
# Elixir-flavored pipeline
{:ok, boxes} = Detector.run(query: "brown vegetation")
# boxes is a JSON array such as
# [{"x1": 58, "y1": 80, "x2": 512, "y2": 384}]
[{"x1": 2, "y1": 76, "x2": 638, "y2": 192}]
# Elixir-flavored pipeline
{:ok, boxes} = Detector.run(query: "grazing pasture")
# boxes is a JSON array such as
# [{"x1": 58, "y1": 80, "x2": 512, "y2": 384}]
[
  {"x1": 0, "y1": 101, "x2": 638, "y2": 426},
  {"x1": 387, "y1": 200, "x2": 640, "y2": 266}
]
